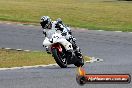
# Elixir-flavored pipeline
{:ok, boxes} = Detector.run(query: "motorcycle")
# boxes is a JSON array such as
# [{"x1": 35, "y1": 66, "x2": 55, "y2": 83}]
[{"x1": 43, "y1": 29, "x2": 84, "y2": 68}]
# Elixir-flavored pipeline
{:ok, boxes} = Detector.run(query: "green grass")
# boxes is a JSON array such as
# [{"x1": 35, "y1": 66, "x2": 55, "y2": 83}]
[
  {"x1": 0, "y1": 49, "x2": 90, "y2": 68},
  {"x1": 0, "y1": 0, "x2": 132, "y2": 31}
]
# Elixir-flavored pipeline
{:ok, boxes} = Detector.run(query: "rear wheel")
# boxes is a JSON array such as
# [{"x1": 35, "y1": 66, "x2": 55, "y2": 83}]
[{"x1": 52, "y1": 48, "x2": 67, "y2": 68}]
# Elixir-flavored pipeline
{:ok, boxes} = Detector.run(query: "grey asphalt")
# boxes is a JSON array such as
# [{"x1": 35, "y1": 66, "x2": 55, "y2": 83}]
[{"x1": 0, "y1": 23, "x2": 132, "y2": 88}]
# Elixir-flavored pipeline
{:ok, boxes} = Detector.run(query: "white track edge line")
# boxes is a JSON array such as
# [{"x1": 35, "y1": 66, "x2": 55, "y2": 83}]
[
  {"x1": 4, "y1": 48, "x2": 12, "y2": 50},
  {"x1": 0, "y1": 64, "x2": 58, "y2": 71},
  {"x1": 0, "y1": 58, "x2": 100, "y2": 71},
  {"x1": 115, "y1": 31, "x2": 122, "y2": 32}
]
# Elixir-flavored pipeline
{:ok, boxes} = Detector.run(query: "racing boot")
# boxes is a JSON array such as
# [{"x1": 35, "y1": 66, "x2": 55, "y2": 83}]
[
  {"x1": 75, "y1": 47, "x2": 83, "y2": 59},
  {"x1": 73, "y1": 45, "x2": 83, "y2": 59}
]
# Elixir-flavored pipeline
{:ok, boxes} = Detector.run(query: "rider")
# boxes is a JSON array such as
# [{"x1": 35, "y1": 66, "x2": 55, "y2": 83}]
[{"x1": 40, "y1": 16, "x2": 82, "y2": 58}]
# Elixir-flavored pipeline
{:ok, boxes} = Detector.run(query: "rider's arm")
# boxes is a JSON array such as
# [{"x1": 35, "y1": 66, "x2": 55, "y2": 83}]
[
  {"x1": 43, "y1": 29, "x2": 47, "y2": 37},
  {"x1": 60, "y1": 23, "x2": 72, "y2": 35}
]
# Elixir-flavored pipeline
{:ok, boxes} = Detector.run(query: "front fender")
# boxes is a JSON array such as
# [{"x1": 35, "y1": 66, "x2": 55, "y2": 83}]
[{"x1": 57, "y1": 38, "x2": 73, "y2": 51}]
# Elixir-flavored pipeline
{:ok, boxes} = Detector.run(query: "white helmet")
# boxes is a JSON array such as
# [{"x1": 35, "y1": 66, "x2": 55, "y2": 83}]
[{"x1": 40, "y1": 16, "x2": 51, "y2": 28}]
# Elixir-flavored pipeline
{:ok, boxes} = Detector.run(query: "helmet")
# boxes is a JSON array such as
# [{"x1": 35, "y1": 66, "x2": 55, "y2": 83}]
[
  {"x1": 56, "y1": 18, "x2": 62, "y2": 24},
  {"x1": 40, "y1": 16, "x2": 51, "y2": 28}
]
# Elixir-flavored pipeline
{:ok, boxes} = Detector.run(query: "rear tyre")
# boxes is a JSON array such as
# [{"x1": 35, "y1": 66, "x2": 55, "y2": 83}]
[{"x1": 52, "y1": 48, "x2": 67, "y2": 68}]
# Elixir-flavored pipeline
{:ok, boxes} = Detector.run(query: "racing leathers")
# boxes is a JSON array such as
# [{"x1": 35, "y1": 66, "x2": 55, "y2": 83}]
[
  {"x1": 42, "y1": 20, "x2": 82, "y2": 60},
  {"x1": 42, "y1": 21, "x2": 74, "y2": 50}
]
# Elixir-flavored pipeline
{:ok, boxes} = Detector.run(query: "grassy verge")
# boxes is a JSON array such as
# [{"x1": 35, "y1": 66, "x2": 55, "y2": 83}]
[
  {"x1": 0, "y1": 49, "x2": 90, "y2": 68},
  {"x1": 0, "y1": 0, "x2": 132, "y2": 31}
]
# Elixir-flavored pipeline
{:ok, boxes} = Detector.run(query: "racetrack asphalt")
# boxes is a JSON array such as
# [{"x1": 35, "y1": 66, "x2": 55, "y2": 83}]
[{"x1": 0, "y1": 23, "x2": 132, "y2": 88}]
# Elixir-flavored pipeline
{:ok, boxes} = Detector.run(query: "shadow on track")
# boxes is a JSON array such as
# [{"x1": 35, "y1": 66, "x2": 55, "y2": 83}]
[{"x1": 44, "y1": 66, "x2": 77, "y2": 69}]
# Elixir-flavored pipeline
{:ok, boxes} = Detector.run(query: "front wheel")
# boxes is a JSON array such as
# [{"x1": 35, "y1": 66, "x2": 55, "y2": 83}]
[{"x1": 52, "y1": 48, "x2": 67, "y2": 68}]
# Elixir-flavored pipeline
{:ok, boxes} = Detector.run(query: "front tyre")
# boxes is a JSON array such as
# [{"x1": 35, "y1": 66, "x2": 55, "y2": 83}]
[{"x1": 52, "y1": 48, "x2": 67, "y2": 68}]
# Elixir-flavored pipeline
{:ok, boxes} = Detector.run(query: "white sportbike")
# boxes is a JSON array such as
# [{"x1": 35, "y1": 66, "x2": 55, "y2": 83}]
[{"x1": 43, "y1": 29, "x2": 84, "y2": 68}]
